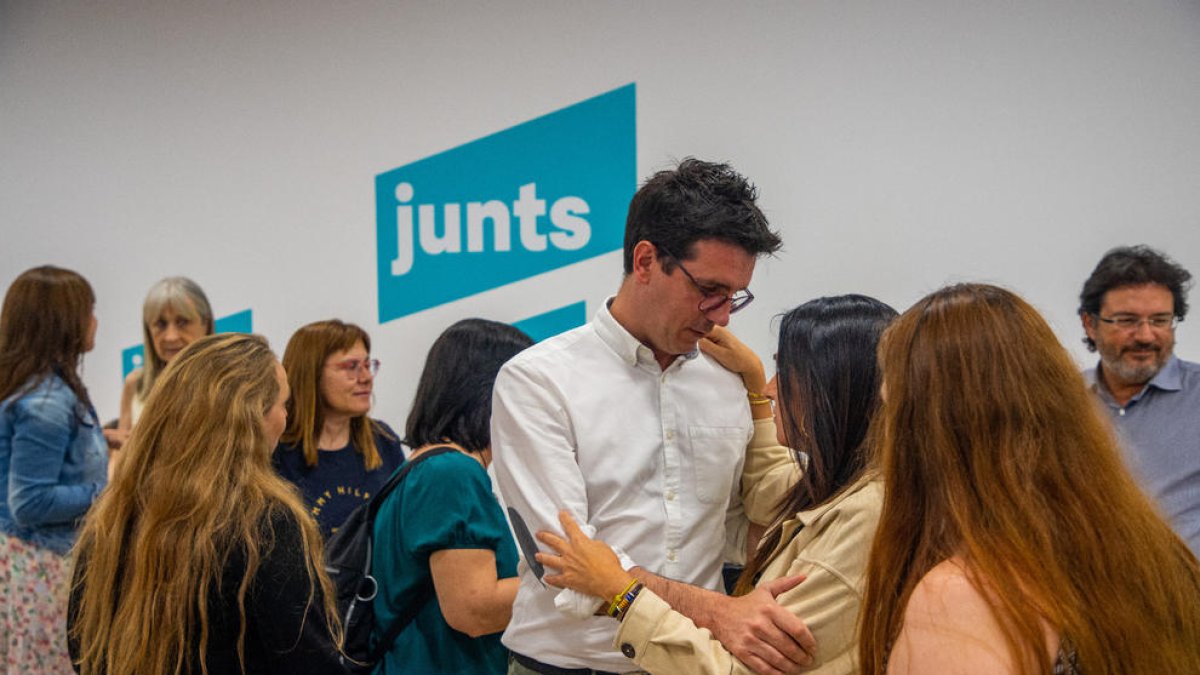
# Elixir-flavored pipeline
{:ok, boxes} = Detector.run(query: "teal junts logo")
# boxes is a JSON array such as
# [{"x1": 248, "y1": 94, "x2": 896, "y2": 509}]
[{"x1": 375, "y1": 84, "x2": 636, "y2": 323}]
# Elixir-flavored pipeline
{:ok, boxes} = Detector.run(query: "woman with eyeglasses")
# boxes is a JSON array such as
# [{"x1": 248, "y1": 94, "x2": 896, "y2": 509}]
[{"x1": 272, "y1": 319, "x2": 404, "y2": 537}]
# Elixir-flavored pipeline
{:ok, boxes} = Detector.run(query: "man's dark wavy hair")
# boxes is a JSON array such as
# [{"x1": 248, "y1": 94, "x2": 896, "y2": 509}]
[
  {"x1": 1078, "y1": 245, "x2": 1192, "y2": 351},
  {"x1": 623, "y1": 157, "x2": 782, "y2": 273}
]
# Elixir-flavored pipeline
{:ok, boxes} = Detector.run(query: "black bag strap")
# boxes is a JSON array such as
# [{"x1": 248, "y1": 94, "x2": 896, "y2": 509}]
[
  {"x1": 363, "y1": 444, "x2": 459, "y2": 662},
  {"x1": 365, "y1": 579, "x2": 433, "y2": 663}
]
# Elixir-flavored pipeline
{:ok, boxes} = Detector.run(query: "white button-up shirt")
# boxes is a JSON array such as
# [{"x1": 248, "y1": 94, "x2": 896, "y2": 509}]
[{"x1": 492, "y1": 301, "x2": 754, "y2": 672}]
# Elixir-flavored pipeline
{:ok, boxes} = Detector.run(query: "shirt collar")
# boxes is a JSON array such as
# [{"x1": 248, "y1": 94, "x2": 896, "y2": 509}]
[
  {"x1": 774, "y1": 473, "x2": 877, "y2": 544},
  {"x1": 593, "y1": 297, "x2": 699, "y2": 369},
  {"x1": 797, "y1": 472, "x2": 877, "y2": 527},
  {"x1": 1147, "y1": 354, "x2": 1183, "y2": 392}
]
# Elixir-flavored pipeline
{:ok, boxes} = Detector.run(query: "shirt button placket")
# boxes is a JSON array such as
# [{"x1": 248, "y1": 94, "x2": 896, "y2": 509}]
[{"x1": 660, "y1": 370, "x2": 682, "y2": 578}]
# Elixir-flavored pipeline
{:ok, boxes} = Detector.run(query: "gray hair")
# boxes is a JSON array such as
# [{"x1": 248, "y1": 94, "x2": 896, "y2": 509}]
[{"x1": 137, "y1": 276, "x2": 214, "y2": 397}]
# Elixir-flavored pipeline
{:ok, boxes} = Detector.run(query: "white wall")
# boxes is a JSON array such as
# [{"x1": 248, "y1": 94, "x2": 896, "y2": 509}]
[{"x1": 3, "y1": 0, "x2": 1199, "y2": 424}]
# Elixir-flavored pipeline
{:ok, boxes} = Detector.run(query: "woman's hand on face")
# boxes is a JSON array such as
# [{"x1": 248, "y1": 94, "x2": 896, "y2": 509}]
[
  {"x1": 700, "y1": 326, "x2": 768, "y2": 395},
  {"x1": 536, "y1": 511, "x2": 634, "y2": 601}
]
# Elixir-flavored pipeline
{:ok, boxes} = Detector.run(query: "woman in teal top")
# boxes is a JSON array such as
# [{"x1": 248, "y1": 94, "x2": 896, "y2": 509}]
[{"x1": 372, "y1": 319, "x2": 532, "y2": 675}]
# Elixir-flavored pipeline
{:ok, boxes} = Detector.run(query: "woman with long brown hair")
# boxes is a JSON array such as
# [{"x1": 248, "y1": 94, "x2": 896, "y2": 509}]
[
  {"x1": 0, "y1": 265, "x2": 108, "y2": 673},
  {"x1": 272, "y1": 319, "x2": 404, "y2": 537},
  {"x1": 859, "y1": 283, "x2": 1200, "y2": 675},
  {"x1": 69, "y1": 333, "x2": 347, "y2": 674}
]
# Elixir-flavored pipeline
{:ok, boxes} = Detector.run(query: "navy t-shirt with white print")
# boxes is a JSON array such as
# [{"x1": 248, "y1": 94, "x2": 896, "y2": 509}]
[{"x1": 272, "y1": 420, "x2": 405, "y2": 537}]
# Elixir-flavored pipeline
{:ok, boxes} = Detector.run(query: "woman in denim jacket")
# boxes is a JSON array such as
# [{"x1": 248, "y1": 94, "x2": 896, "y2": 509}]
[{"x1": 0, "y1": 265, "x2": 108, "y2": 673}]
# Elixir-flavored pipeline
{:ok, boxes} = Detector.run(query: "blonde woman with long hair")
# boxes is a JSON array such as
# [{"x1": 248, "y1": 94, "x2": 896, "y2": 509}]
[
  {"x1": 859, "y1": 283, "x2": 1200, "y2": 675},
  {"x1": 69, "y1": 333, "x2": 347, "y2": 675}
]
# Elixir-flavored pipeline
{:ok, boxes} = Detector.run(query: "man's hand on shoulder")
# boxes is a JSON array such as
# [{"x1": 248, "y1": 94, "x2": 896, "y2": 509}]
[{"x1": 704, "y1": 575, "x2": 816, "y2": 675}]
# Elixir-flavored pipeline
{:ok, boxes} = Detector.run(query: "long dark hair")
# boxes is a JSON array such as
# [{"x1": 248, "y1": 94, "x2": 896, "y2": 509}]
[
  {"x1": 0, "y1": 265, "x2": 95, "y2": 406},
  {"x1": 735, "y1": 294, "x2": 896, "y2": 594},
  {"x1": 405, "y1": 319, "x2": 533, "y2": 453}
]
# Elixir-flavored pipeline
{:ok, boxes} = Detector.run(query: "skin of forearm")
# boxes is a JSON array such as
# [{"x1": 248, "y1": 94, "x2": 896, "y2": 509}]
[
  {"x1": 629, "y1": 566, "x2": 723, "y2": 629},
  {"x1": 444, "y1": 577, "x2": 519, "y2": 637}
]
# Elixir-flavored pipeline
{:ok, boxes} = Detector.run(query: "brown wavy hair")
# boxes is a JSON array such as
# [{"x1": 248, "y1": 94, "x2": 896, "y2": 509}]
[
  {"x1": 0, "y1": 265, "x2": 94, "y2": 405},
  {"x1": 858, "y1": 283, "x2": 1200, "y2": 674},
  {"x1": 279, "y1": 319, "x2": 391, "y2": 469},
  {"x1": 71, "y1": 333, "x2": 340, "y2": 675}
]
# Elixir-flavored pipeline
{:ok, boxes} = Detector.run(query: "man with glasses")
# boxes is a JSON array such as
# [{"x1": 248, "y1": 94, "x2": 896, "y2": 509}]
[
  {"x1": 493, "y1": 158, "x2": 814, "y2": 675},
  {"x1": 1079, "y1": 244, "x2": 1199, "y2": 556}
]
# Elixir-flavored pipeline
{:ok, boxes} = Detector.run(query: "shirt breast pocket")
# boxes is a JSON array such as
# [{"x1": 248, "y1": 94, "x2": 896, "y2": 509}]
[{"x1": 688, "y1": 425, "x2": 746, "y2": 504}]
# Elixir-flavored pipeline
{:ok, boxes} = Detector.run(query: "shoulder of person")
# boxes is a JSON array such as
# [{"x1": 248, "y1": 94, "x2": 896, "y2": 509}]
[
  {"x1": 905, "y1": 558, "x2": 995, "y2": 628},
  {"x1": 408, "y1": 449, "x2": 483, "y2": 480},
  {"x1": 1176, "y1": 356, "x2": 1200, "y2": 377},
  {"x1": 811, "y1": 477, "x2": 884, "y2": 529},
  {"x1": 10, "y1": 372, "x2": 73, "y2": 409},
  {"x1": 271, "y1": 440, "x2": 305, "y2": 472},
  {"x1": 889, "y1": 558, "x2": 1047, "y2": 675},
  {"x1": 788, "y1": 478, "x2": 884, "y2": 575},
  {"x1": 369, "y1": 418, "x2": 401, "y2": 443},
  {"x1": 839, "y1": 476, "x2": 885, "y2": 516},
  {"x1": 696, "y1": 345, "x2": 748, "y2": 384},
  {"x1": 261, "y1": 504, "x2": 309, "y2": 552},
  {"x1": 503, "y1": 322, "x2": 592, "y2": 372}
]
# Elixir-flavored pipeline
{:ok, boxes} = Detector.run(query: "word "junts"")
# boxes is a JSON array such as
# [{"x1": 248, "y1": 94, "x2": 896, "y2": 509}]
[{"x1": 389, "y1": 182, "x2": 591, "y2": 276}]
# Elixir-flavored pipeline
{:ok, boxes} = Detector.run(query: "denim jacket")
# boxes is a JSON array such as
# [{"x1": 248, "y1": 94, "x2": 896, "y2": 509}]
[{"x1": 0, "y1": 373, "x2": 107, "y2": 555}]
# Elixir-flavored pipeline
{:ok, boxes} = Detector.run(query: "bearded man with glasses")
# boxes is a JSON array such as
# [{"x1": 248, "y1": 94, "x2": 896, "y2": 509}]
[
  {"x1": 492, "y1": 158, "x2": 816, "y2": 675},
  {"x1": 1079, "y1": 244, "x2": 1199, "y2": 557}
]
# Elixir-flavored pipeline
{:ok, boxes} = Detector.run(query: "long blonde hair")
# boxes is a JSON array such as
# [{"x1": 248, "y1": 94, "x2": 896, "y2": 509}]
[
  {"x1": 858, "y1": 283, "x2": 1200, "y2": 674},
  {"x1": 72, "y1": 333, "x2": 340, "y2": 675}
]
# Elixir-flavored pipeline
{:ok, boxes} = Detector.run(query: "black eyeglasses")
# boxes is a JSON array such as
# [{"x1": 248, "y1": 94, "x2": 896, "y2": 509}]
[{"x1": 656, "y1": 245, "x2": 754, "y2": 314}]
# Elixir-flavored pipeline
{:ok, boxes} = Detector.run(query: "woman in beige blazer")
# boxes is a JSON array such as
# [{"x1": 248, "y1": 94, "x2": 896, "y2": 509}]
[{"x1": 537, "y1": 295, "x2": 897, "y2": 675}]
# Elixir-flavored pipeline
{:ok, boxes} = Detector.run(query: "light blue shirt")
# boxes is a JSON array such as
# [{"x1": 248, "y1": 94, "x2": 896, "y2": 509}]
[
  {"x1": 0, "y1": 373, "x2": 107, "y2": 555},
  {"x1": 1086, "y1": 356, "x2": 1200, "y2": 558}
]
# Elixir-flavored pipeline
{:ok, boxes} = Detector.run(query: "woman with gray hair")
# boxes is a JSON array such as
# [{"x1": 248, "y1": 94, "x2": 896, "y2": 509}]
[{"x1": 114, "y1": 277, "x2": 214, "y2": 443}]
